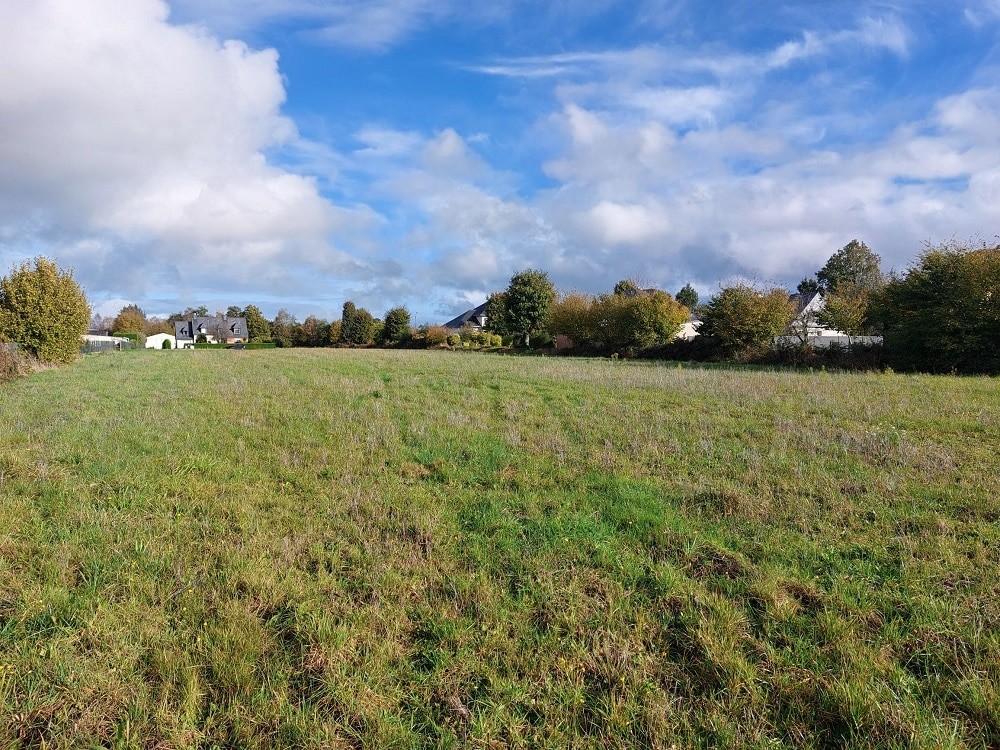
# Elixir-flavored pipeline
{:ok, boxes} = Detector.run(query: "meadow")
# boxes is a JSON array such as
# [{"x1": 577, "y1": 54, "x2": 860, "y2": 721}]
[{"x1": 0, "y1": 349, "x2": 997, "y2": 749}]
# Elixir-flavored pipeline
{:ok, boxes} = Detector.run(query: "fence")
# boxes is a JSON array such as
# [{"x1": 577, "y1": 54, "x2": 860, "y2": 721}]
[{"x1": 81, "y1": 336, "x2": 134, "y2": 354}]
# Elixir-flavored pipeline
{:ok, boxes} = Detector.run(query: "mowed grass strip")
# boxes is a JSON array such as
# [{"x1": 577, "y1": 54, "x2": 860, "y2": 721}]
[{"x1": 0, "y1": 349, "x2": 997, "y2": 748}]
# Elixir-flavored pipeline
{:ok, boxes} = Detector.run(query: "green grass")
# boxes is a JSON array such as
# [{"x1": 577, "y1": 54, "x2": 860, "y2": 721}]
[{"x1": 1, "y1": 349, "x2": 998, "y2": 748}]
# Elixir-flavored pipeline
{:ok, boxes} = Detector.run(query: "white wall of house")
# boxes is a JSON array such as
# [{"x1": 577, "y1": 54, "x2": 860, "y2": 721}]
[
  {"x1": 677, "y1": 321, "x2": 702, "y2": 340},
  {"x1": 144, "y1": 333, "x2": 177, "y2": 349}
]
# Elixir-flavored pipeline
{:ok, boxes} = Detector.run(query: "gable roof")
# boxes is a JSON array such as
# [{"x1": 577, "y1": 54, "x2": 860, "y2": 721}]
[
  {"x1": 175, "y1": 316, "x2": 247, "y2": 340},
  {"x1": 443, "y1": 302, "x2": 487, "y2": 329},
  {"x1": 790, "y1": 291, "x2": 824, "y2": 317}
]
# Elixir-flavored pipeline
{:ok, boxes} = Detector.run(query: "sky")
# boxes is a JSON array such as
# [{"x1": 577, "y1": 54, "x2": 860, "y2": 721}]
[{"x1": 1, "y1": 1, "x2": 998, "y2": 324}]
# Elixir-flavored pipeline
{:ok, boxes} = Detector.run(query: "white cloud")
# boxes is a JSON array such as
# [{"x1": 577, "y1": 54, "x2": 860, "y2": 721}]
[
  {"x1": 588, "y1": 201, "x2": 670, "y2": 245},
  {"x1": 0, "y1": 0, "x2": 367, "y2": 303}
]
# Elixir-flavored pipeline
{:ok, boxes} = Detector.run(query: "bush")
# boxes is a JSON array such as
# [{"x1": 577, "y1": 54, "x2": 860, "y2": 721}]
[
  {"x1": 531, "y1": 331, "x2": 554, "y2": 348},
  {"x1": 422, "y1": 326, "x2": 449, "y2": 347},
  {"x1": 162, "y1": 339, "x2": 171, "y2": 349},
  {"x1": 878, "y1": 242, "x2": 1000, "y2": 374},
  {"x1": 699, "y1": 286, "x2": 795, "y2": 359},
  {"x1": 0, "y1": 344, "x2": 30, "y2": 383},
  {"x1": 460, "y1": 328, "x2": 493, "y2": 348},
  {"x1": 446, "y1": 334, "x2": 461, "y2": 347},
  {"x1": 549, "y1": 289, "x2": 688, "y2": 352},
  {"x1": 0, "y1": 256, "x2": 91, "y2": 364},
  {"x1": 548, "y1": 293, "x2": 595, "y2": 346}
]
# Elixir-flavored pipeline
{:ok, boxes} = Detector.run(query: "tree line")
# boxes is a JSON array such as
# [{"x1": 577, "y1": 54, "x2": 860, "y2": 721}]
[
  {"x1": 1, "y1": 237, "x2": 997, "y2": 376},
  {"x1": 481, "y1": 239, "x2": 999, "y2": 374}
]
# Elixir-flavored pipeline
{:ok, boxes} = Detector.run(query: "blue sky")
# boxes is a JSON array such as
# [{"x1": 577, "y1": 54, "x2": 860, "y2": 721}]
[{"x1": 1, "y1": 1, "x2": 998, "y2": 324}]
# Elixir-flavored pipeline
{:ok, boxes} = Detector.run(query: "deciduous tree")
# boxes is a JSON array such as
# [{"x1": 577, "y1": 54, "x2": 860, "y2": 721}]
[
  {"x1": 271, "y1": 309, "x2": 297, "y2": 348},
  {"x1": 339, "y1": 302, "x2": 377, "y2": 345},
  {"x1": 613, "y1": 279, "x2": 640, "y2": 297},
  {"x1": 699, "y1": 285, "x2": 795, "y2": 359},
  {"x1": 242, "y1": 305, "x2": 271, "y2": 342},
  {"x1": 0, "y1": 256, "x2": 91, "y2": 364},
  {"x1": 112, "y1": 304, "x2": 146, "y2": 335},
  {"x1": 817, "y1": 240, "x2": 883, "y2": 293},
  {"x1": 500, "y1": 269, "x2": 555, "y2": 347},
  {"x1": 548, "y1": 293, "x2": 596, "y2": 346},
  {"x1": 381, "y1": 306, "x2": 411, "y2": 345},
  {"x1": 878, "y1": 242, "x2": 1000, "y2": 373}
]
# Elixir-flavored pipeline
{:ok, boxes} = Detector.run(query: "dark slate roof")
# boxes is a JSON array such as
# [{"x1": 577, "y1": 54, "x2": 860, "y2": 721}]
[
  {"x1": 443, "y1": 302, "x2": 487, "y2": 329},
  {"x1": 790, "y1": 291, "x2": 822, "y2": 315},
  {"x1": 175, "y1": 316, "x2": 248, "y2": 340}
]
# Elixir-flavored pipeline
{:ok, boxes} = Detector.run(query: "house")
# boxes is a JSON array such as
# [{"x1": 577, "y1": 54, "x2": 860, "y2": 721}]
[
  {"x1": 677, "y1": 320, "x2": 702, "y2": 340},
  {"x1": 776, "y1": 291, "x2": 881, "y2": 348},
  {"x1": 789, "y1": 292, "x2": 841, "y2": 339},
  {"x1": 174, "y1": 316, "x2": 248, "y2": 347},
  {"x1": 443, "y1": 302, "x2": 488, "y2": 330},
  {"x1": 144, "y1": 333, "x2": 176, "y2": 349}
]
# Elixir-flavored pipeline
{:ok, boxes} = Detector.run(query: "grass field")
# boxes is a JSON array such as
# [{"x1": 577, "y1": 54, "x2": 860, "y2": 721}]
[{"x1": 1, "y1": 349, "x2": 998, "y2": 748}]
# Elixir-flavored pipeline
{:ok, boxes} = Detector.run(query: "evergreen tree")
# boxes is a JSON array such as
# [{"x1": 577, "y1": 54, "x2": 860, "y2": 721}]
[{"x1": 675, "y1": 283, "x2": 699, "y2": 309}]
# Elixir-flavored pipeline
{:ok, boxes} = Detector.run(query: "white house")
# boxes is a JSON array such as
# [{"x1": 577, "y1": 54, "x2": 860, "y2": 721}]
[
  {"x1": 776, "y1": 291, "x2": 882, "y2": 348},
  {"x1": 677, "y1": 320, "x2": 702, "y2": 340},
  {"x1": 443, "y1": 303, "x2": 488, "y2": 331},
  {"x1": 174, "y1": 316, "x2": 247, "y2": 347},
  {"x1": 144, "y1": 333, "x2": 177, "y2": 349}
]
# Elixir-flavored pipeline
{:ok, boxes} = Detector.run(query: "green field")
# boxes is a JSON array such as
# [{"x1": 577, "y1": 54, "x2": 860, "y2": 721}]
[{"x1": 1, "y1": 350, "x2": 998, "y2": 748}]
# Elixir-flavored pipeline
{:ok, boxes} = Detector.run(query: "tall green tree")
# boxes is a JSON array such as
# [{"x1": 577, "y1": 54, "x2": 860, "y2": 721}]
[
  {"x1": 796, "y1": 278, "x2": 821, "y2": 296},
  {"x1": 878, "y1": 243, "x2": 1000, "y2": 373},
  {"x1": 381, "y1": 306, "x2": 411, "y2": 345},
  {"x1": 675, "y1": 283, "x2": 698, "y2": 310},
  {"x1": 271, "y1": 309, "x2": 297, "y2": 348},
  {"x1": 340, "y1": 302, "x2": 377, "y2": 345},
  {"x1": 484, "y1": 292, "x2": 510, "y2": 337},
  {"x1": 0, "y1": 256, "x2": 91, "y2": 364},
  {"x1": 817, "y1": 240, "x2": 883, "y2": 293},
  {"x1": 338, "y1": 301, "x2": 357, "y2": 344},
  {"x1": 613, "y1": 279, "x2": 641, "y2": 297},
  {"x1": 242, "y1": 305, "x2": 271, "y2": 342},
  {"x1": 501, "y1": 269, "x2": 556, "y2": 347},
  {"x1": 699, "y1": 285, "x2": 795, "y2": 359}
]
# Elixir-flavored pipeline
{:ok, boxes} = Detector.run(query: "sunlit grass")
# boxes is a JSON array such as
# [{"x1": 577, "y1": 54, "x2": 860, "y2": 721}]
[{"x1": 1, "y1": 349, "x2": 997, "y2": 748}]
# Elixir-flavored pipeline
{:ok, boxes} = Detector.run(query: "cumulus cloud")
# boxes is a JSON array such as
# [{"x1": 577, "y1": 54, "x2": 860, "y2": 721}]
[
  {"x1": 0, "y1": 0, "x2": 372, "y2": 308},
  {"x1": 531, "y1": 87, "x2": 1000, "y2": 291}
]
